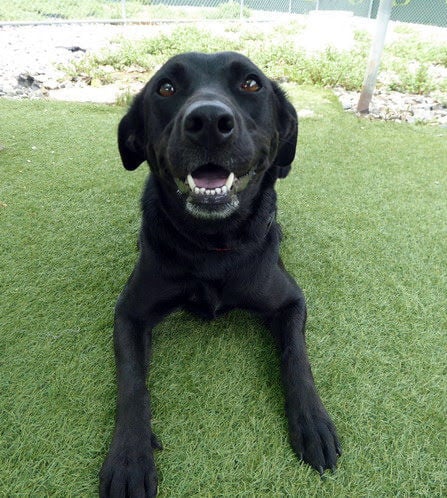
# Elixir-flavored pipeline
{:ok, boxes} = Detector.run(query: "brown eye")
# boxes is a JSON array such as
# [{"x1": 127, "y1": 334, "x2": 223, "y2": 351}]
[
  {"x1": 158, "y1": 80, "x2": 175, "y2": 97},
  {"x1": 241, "y1": 76, "x2": 261, "y2": 93}
]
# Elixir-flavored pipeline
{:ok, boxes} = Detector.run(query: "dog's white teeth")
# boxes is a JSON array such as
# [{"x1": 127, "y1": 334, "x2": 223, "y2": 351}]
[
  {"x1": 225, "y1": 172, "x2": 235, "y2": 190},
  {"x1": 200, "y1": 188, "x2": 221, "y2": 196},
  {"x1": 187, "y1": 171, "x2": 236, "y2": 197},
  {"x1": 188, "y1": 175, "x2": 237, "y2": 196},
  {"x1": 187, "y1": 174, "x2": 196, "y2": 191}
]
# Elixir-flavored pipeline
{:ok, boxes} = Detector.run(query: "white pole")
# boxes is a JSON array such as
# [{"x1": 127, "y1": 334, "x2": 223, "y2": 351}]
[
  {"x1": 357, "y1": 0, "x2": 393, "y2": 113},
  {"x1": 368, "y1": 0, "x2": 374, "y2": 19}
]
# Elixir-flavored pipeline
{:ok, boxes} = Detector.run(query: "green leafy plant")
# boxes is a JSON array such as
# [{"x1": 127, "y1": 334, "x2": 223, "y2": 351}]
[{"x1": 388, "y1": 62, "x2": 436, "y2": 94}]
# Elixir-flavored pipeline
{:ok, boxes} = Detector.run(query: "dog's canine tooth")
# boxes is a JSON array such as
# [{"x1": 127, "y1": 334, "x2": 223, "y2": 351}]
[
  {"x1": 187, "y1": 174, "x2": 196, "y2": 191},
  {"x1": 225, "y1": 172, "x2": 235, "y2": 190}
]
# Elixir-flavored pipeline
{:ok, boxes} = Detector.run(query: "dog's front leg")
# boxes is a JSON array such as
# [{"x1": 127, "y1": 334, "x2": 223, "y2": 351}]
[
  {"x1": 100, "y1": 261, "x2": 178, "y2": 498},
  {"x1": 262, "y1": 269, "x2": 341, "y2": 474}
]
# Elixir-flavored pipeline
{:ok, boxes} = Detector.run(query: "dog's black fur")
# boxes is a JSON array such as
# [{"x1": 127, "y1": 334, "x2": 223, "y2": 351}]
[{"x1": 100, "y1": 52, "x2": 340, "y2": 497}]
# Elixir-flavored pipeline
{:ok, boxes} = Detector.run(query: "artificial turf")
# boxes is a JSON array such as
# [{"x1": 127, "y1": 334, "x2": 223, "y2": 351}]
[{"x1": 0, "y1": 91, "x2": 446, "y2": 496}]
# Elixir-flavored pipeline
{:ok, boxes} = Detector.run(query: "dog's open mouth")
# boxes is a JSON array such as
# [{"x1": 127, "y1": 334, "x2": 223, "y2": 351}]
[
  {"x1": 174, "y1": 164, "x2": 255, "y2": 219},
  {"x1": 176, "y1": 164, "x2": 254, "y2": 200},
  {"x1": 187, "y1": 164, "x2": 233, "y2": 203}
]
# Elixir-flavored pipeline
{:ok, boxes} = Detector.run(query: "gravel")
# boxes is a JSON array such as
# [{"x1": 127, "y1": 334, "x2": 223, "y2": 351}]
[
  {"x1": 1, "y1": 22, "x2": 446, "y2": 125},
  {"x1": 0, "y1": 23, "x2": 151, "y2": 102}
]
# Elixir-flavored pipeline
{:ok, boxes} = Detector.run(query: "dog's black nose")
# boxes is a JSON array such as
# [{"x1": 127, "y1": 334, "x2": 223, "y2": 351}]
[{"x1": 183, "y1": 100, "x2": 235, "y2": 146}]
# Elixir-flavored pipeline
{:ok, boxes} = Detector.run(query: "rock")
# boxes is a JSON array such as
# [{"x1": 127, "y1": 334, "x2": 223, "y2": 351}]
[
  {"x1": 17, "y1": 73, "x2": 39, "y2": 89},
  {"x1": 333, "y1": 87, "x2": 447, "y2": 125}
]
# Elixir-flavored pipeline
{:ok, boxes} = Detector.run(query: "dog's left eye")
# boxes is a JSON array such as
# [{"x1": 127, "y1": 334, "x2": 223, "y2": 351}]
[
  {"x1": 158, "y1": 80, "x2": 176, "y2": 97},
  {"x1": 241, "y1": 76, "x2": 262, "y2": 93}
]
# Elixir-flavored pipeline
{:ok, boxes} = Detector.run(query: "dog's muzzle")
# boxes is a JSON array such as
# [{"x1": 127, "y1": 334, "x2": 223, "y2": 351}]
[
  {"x1": 174, "y1": 164, "x2": 256, "y2": 220},
  {"x1": 169, "y1": 99, "x2": 257, "y2": 220}
]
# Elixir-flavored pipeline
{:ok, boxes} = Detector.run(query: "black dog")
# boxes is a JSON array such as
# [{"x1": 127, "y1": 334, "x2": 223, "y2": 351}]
[{"x1": 100, "y1": 52, "x2": 340, "y2": 497}]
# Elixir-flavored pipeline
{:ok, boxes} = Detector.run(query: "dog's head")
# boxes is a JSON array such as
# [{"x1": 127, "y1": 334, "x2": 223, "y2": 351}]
[{"x1": 118, "y1": 52, "x2": 297, "y2": 220}]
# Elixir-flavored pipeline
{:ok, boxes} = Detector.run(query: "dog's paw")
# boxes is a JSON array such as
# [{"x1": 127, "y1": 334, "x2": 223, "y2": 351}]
[
  {"x1": 289, "y1": 408, "x2": 341, "y2": 475},
  {"x1": 100, "y1": 432, "x2": 160, "y2": 498}
]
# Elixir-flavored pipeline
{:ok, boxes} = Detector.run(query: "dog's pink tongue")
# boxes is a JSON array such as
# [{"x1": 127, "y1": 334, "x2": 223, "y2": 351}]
[{"x1": 193, "y1": 169, "x2": 227, "y2": 189}]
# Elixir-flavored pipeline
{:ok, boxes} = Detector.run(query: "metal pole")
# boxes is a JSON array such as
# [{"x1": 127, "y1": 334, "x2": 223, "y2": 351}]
[
  {"x1": 316, "y1": 0, "x2": 320, "y2": 10},
  {"x1": 367, "y1": 0, "x2": 374, "y2": 19},
  {"x1": 357, "y1": 0, "x2": 393, "y2": 113}
]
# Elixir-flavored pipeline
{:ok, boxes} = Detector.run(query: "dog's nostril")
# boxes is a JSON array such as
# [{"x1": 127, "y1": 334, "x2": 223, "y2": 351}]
[
  {"x1": 185, "y1": 116, "x2": 203, "y2": 133},
  {"x1": 218, "y1": 115, "x2": 234, "y2": 135},
  {"x1": 183, "y1": 101, "x2": 235, "y2": 144}
]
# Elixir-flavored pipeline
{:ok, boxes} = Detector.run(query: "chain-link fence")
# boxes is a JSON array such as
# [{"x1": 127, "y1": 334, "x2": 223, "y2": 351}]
[{"x1": 1, "y1": 0, "x2": 447, "y2": 27}]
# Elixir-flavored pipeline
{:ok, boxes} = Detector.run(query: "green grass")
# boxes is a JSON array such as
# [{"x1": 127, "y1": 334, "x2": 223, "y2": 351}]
[{"x1": 1, "y1": 93, "x2": 446, "y2": 496}]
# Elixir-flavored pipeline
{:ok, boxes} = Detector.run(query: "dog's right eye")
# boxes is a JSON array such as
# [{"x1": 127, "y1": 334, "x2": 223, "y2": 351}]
[{"x1": 158, "y1": 80, "x2": 175, "y2": 97}]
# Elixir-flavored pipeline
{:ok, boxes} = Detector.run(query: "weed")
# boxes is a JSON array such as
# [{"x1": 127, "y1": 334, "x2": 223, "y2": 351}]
[{"x1": 388, "y1": 62, "x2": 436, "y2": 94}]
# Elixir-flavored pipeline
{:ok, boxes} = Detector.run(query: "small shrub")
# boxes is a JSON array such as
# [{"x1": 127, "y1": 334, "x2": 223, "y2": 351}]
[{"x1": 389, "y1": 63, "x2": 436, "y2": 95}]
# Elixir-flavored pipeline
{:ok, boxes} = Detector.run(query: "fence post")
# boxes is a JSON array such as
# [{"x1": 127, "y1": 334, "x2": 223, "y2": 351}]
[
  {"x1": 367, "y1": 0, "x2": 374, "y2": 18},
  {"x1": 357, "y1": 0, "x2": 393, "y2": 113}
]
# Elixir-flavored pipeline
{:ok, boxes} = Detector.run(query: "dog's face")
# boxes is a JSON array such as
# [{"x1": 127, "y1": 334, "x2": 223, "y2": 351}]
[{"x1": 118, "y1": 52, "x2": 297, "y2": 220}]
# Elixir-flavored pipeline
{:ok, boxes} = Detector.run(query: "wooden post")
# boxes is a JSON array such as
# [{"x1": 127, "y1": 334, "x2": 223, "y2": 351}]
[{"x1": 357, "y1": 0, "x2": 393, "y2": 114}]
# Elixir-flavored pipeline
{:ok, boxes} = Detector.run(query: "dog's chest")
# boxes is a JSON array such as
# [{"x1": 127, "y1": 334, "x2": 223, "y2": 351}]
[{"x1": 184, "y1": 281, "x2": 229, "y2": 320}]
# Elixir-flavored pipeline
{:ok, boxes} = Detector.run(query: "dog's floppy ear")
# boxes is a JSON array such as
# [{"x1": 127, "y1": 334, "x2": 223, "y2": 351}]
[
  {"x1": 117, "y1": 91, "x2": 146, "y2": 170},
  {"x1": 272, "y1": 82, "x2": 298, "y2": 179}
]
